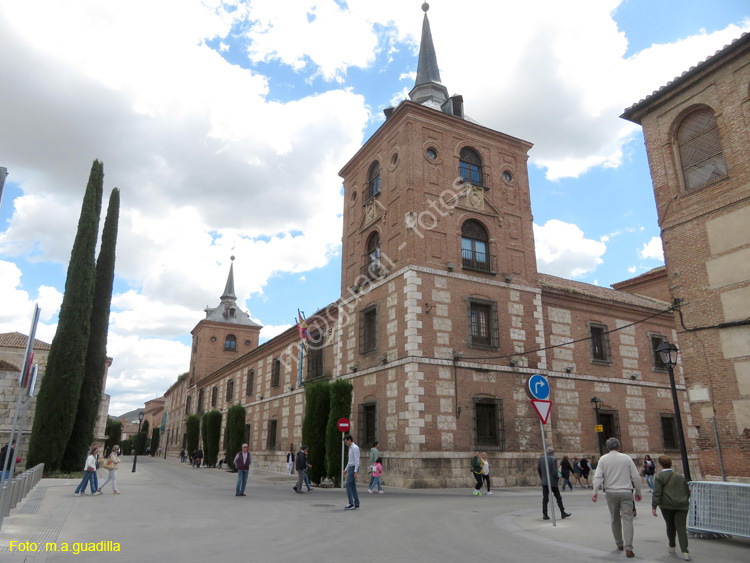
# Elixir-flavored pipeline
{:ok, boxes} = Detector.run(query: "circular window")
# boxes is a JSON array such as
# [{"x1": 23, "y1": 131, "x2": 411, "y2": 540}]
[
  {"x1": 426, "y1": 148, "x2": 438, "y2": 160},
  {"x1": 210, "y1": 337, "x2": 216, "y2": 343},
  {"x1": 391, "y1": 152, "x2": 399, "y2": 166},
  {"x1": 351, "y1": 190, "x2": 357, "y2": 203},
  {"x1": 503, "y1": 171, "x2": 513, "y2": 183},
  {"x1": 245, "y1": 340, "x2": 251, "y2": 346}
]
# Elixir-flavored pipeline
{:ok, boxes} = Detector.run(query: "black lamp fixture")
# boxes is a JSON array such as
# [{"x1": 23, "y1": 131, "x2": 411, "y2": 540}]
[
  {"x1": 591, "y1": 397, "x2": 603, "y2": 457},
  {"x1": 655, "y1": 340, "x2": 691, "y2": 481},
  {"x1": 132, "y1": 410, "x2": 145, "y2": 473}
]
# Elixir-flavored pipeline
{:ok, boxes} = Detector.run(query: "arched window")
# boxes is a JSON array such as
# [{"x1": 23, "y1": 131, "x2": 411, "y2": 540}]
[
  {"x1": 677, "y1": 108, "x2": 727, "y2": 190},
  {"x1": 224, "y1": 334, "x2": 236, "y2": 351},
  {"x1": 364, "y1": 160, "x2": 381, "y2": 202},
  {"x1": 364, "y1": 231, "x2": 381, "y2": 279},
  {"x1": 459, "y1": 147, "x2": 484, "y2": 187},
  {"x1": 461, "y1": 220, "x2": 492, "y2": 273}
]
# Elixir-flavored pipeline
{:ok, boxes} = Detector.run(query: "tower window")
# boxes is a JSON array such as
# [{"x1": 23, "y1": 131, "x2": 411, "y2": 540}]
[
  {"x1": 468, "y1": 298, "x2": 499, "y2": 349},
  {"x1": 362, "y1": 231, "x2": 382, "y2": 280},
  {"x1": 461, "y1": 220, "x2": 493, "y2": 273},
  {"x1": 677, "y1": 107, "x2": 727, "y2": 191},
  {"x1": 225, "y1": 334, "x2": 236, "y2": 351},
  {"x1": 363, "y1": 161, "x2": 381, "y2": 203},
  {"x1": 360, "y1": 304, "x2": 378, "y2": 354},
  {"x1": 459, "y1": 147, "x2": 486, "y2": 187}
]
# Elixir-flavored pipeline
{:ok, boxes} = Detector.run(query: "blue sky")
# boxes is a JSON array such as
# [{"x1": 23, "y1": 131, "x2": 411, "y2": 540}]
[{"x1": 1, "y1": 0, "x2": 748, "y2": 415}]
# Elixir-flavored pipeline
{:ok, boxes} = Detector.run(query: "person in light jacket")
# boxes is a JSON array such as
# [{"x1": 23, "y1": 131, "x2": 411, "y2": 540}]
[{"x1": 97, "y1": 445, "x2": 121, "y2": 494}]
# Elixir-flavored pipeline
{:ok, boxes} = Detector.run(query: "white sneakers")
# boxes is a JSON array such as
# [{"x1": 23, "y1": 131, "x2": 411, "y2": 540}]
[
  {"x1": 668, "y1": 547, "x2": 675, "y2": 554},
  {"x1": 682, "y1": 553, "x2": 691, "y2": 561}
]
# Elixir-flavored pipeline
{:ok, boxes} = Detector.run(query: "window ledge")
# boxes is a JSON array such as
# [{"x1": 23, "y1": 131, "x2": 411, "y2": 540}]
[{"x1": 590, "y1": 359, "x2": 612, "y2": 366}]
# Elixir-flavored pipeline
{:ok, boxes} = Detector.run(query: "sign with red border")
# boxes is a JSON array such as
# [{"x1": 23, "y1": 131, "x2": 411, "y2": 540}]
[
  {"x1": 337, "y1": 418, "x2": 350, "y2": 432},
  {"x1": 531, "y1": 400, "x2": 552, "y2": 424}
]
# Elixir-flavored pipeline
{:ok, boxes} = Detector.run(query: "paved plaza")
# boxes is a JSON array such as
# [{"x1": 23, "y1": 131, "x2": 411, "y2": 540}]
[{"x1": 1, "y1": 456, "x2": 748, "y2": 562}]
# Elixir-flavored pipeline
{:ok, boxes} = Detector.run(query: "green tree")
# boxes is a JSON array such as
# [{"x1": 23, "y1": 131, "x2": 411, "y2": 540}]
[
  {"x1": 201, "y1": 414, "x2": 209, "y2": 457},
  {"x1": 27, "y1": 160, "x2": 104, "y2": 471},
  {"x1": 226, "y1": 404, "x2": 246, "y2": 471},
  {"x1": 204, "y1": 410, "x2": 222, "y2": 467},
  {"x1": 151, "y1": 427, "x2": 160, "y2": 456},
  {"x1": 302, "y1": 380, "x2": 330, "y2": 484},
  {"x1": 120, "y1": 438, "x2": 132, "y2": 456},
  {"x1": 186, "y1": 415, "x2": 200, "y2": 458},
  {"x1": 104, "y1": 419, "x2": 123, "y2": 455},
  {"x1": 61, "y1": 188, "x2": 120, "y2": 472},
  {"x1": 325, "y1": 380, "x2": 353, "y2": 487},
  {"x1": 133, "y1": 432, "x2": 147, "y2": 456},
  {"x1": 141, "y1": 419, "x2": 150, "y2": 449}
]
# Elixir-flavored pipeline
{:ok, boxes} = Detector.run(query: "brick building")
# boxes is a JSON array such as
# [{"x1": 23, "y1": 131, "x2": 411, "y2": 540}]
[
  {"x1": 159, "y1": 6, "x2": 697, "y2": 487},
  {"x1": 622, "y1": 33, "x2": 750, "y2": 481}
]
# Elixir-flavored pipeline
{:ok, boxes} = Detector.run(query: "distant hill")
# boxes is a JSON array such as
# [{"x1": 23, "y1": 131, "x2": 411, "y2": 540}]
[{"x1": 113, "y1": 408, "x2": 144, "y2": 422}]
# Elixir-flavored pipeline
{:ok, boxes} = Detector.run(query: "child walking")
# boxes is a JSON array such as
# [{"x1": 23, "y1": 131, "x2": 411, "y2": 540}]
[{"x1": 368, "y1": 457, "x2": 384, "y2": 493}]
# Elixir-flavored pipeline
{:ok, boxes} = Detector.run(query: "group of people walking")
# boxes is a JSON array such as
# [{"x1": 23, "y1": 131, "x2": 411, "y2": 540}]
[
  {"x1": 470, "y1": 451, "x2": 493, "y2": 495},
  {"x1": 73, "y1": 444, "x2": 121, "y2": 496}
]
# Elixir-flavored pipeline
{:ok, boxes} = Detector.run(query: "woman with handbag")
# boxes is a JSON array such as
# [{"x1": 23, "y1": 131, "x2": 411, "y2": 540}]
[{"x1": 97, "y1": 445, "x2": 121, "y2": 494}]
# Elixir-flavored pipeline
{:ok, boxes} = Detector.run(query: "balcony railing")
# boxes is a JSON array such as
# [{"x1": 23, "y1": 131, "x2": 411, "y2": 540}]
[
  {"x1": 362, "y1": 178, "x2": 381, "y2": 204},
  {"x1": 458, "y1": 166, "x2": 490, "y2": 189},
  {"x1": 462, "y1": 249, "x2": 496, "y2": 274},
  {"x1": 361, "y1": 259, "x2": 387, "y2": 281}
]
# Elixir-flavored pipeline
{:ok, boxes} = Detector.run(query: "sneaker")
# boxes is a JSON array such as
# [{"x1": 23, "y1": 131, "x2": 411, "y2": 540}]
[
  {"x1": 113, "y1": 491, "x2": 120, "y2": 494},
  {"x1": 626, "y1": 549, "x2": 635, "y2": 558},
  {"x1": 368, "y1": 489, "x2": 373, "y2": 494},
  {"x1": 487, "y1": 491, "x2": 494, "y2": 495},
  {"x1": 94, "y1": 491, "x2": 103, "y2": 496},
  {"x1": 543, "y1": 515, "x2": 550, "y2": 520},
  {"x1": 74, "y1": 493, "x2": 81, "y2": 497},
  {"x1": 344, "y1": 504, "x2": 355, "y2": 510},
  {"x1": 561, "y1": 512, "x2": 571, "y2": 518},
  {"x1": 667, "y1": 546, "x2": 675, "y2": 554},
  {"x1": 682, "y1": 553, "x2": 691, "y2": 561},
  {"x1": 473, "y1": 490, "x2": 481, "y2": 496},
  {"x1": 378, "y1": 490, "x2": 384, "y2": 494},
  {"x1": 354, "y1": 506, "x2": 360, "y2": 510},
  {"x1": 292, "y1": 486, "x2": 297, "y2": 492}
]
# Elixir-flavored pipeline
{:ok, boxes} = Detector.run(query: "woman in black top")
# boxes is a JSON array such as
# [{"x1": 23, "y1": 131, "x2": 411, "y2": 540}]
[{"x1": 560, "y1": 455, "x2": 574, "y2": 491}]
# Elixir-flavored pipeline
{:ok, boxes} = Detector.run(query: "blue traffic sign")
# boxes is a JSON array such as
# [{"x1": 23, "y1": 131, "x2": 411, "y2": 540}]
[{"x1": 524, "y1": 374, "x2": 550, "y2": 401}]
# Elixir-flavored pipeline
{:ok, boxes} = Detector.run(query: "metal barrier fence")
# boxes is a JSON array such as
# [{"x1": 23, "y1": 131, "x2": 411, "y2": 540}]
[
  {"x1": 688, "y1": 481, "x2": 750, "y2": 538},
  {"x1": 1, "y1": 463, "x2": 45, "y2": 517}
]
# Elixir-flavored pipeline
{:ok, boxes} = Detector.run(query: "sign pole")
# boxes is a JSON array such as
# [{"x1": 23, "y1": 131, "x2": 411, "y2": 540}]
[
  {"x1": 336, "y1": 418, "x2": 350, "y2": 489},
  {"x1": 540, "y1": 419, "x2": 556, "y2": 526},
  {"x1": 341, "y1": 431, "x2": 345, "y2": 489}
]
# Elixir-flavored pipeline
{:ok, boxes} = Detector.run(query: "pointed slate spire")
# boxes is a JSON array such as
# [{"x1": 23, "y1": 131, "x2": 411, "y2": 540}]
[
  {"x1": 409, "y1": 3, "x2": 449, "y2": 106},
  {"x1": 220, "y1": 255, "x2": 237, "y2": 302}
]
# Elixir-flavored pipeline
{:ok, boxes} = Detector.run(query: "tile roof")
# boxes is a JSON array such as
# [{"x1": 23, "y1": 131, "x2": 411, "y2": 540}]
[
  {"x1": 0, "y1": 332, "x2": 51, "y2": 350},
  {"x1": 538, "y1": 273, "x2": 670, "y2": 311}
]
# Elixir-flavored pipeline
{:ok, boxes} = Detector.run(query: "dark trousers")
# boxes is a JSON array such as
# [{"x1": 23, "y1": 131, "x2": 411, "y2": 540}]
[
  {"x1": 660, "y1": 507, "x2": 689, "y2": 553},
  {"x1": 542, "y1": 485, "x2": 565, "y2": 516},
  {"x1": 473, "y1": 472, "x2": 483, "y2": 490},
  {"x1": 483, "y1": 474, "x2": 491, "y2": 492}
]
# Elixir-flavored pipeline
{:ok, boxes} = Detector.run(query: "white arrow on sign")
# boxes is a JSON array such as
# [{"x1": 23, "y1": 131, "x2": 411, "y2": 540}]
[{"x1": 531, "y1": 400, "x2": 551, "y2": 424}]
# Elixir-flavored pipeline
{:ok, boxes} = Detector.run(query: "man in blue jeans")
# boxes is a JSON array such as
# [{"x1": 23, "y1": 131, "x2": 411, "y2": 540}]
[
  {"x1": 233, "y1": 444, "x2": 252, "y2": 496},
  {"x1": 343, "y1": 435, "x2": 360, "y2": 510}
]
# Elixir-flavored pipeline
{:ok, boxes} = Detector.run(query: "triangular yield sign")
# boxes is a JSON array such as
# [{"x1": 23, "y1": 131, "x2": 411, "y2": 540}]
[{"x1": 531, "y1": 400, "x2": 551, "y2": 424}]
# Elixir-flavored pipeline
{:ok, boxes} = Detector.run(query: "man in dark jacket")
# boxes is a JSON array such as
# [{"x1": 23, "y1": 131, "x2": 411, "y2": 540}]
[
  {"x1": 293, "y1": 446, "x2": 309, "y2": 493},
  {"x1": 233, "y1": 443, "x2": 252, "y2": 496},
  {"x1": 538, "y1": 446, "x2": 571, "y2": 520}
]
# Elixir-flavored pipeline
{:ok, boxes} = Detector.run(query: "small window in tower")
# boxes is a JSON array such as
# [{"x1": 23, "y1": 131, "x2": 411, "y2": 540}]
[
  {"x1": 210, "y1": 336, "x2": 216, "y2": 343},
  {"x1": 363, "y1": 161, "x2": 381, "y2": 203},
  {"x1": 229, "y1": 308, "x2": 235, "y2": 318},
  {"x1": 245, "y1": 340, "x2": 251, "y2": 347},
  {"x1": 362, "y1": 231, "x2": 383, "y2": 280},
  {"x1": 225, "y1": 334, "x2": 236, "y2": 351},
  {"x1": 427, "y1": 147, "x2": 438, "y2": 160},
  {"x1": 459, "y1": 147, "x2": 486, "y2": 188},
  {"x1": 503, "y1": 170, "x2": 513, "y2": 184},
  {"x1": 461, "y1": 220, "x2": 494, "y2": 273}
]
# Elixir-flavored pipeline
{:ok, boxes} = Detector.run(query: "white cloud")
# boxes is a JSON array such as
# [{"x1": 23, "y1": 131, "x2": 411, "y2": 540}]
[
  {"x1": 628, "y1": 266, "x2": 637, "y2": 273},
  {"x1": 639, "y1": 236, "x2": 664, "y2": 261},
  {"x1": 259, "y1": 324, "x2": 293, "y2": 343},
  {"x1": 534, "y1": 219, "x2": 607, "y2": 278},
  {"x1": 0, "y1": 260, "x2": 59, "y2": 342}
]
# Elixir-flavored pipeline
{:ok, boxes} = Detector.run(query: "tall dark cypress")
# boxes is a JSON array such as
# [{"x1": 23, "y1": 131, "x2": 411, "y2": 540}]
[
  {"x1": 61, "y1": 188, "x2": 120, "y2": 471},
  {"x1": 27, "y1": 160, "x2": 104, "y2": 471}
]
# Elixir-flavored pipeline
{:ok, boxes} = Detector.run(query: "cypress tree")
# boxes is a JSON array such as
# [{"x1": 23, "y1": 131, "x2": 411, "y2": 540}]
[
  {"x1": 61, "y1": 188, "x2": 120, "y2": 472},
  {"x1": 186, "y1": 415, "x2": 200, "y2": 458},
  {"x1": 226, "y1": 404, "x2": 246, "y2": 471},
  {"x1": 150, "y1": 427, "x2": 160, "y2": 455},
  {"x1": 204, "y1": 410, "x2": 222, "y2": 467},
  {"x1": 325, "y1": 380, "x2": 353, "y2": 487},
  {"x1": 302, "y1": 380, "x2": 330, "y2": 484},
  {"x1": 104, "y1": 419, "x2": 122, "y2": 456},
  {"x1": 27, "y1": 160, "x2": 104, "y2": 471}
]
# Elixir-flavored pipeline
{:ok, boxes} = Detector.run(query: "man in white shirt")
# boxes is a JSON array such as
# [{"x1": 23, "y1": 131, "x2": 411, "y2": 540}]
[
  {"x1": 592, "y1": 437, "x2": 642, "y2": 558},
  {"x1": 343, "y1": 435, "x2": 360, "y2": 510}
]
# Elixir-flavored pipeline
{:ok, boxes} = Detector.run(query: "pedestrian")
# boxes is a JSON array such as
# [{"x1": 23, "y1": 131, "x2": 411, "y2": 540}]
[
  {"x1": 89, "y1": 443, "x2": 101, "y2": 495},
  {"x1": 591, "y1": 437, "x2": 642, "y2": 558},
  {"x1": 572, "y1": 456, "x2": 582, "y2": 488},
  {"x1": 652, "y1": 455, "x2": 691, "y2": 561},
  {"x1": 74, "y1": 445, "x2": 100, "y2": 496},
  {"x1": 286, "y1": 444, "x2": 295, "y2": 475},
  {"x1": 233, "y1": 443, "x2": 252, "y2": 496},
  {"x1": 342, "y1": 435, "x2": 360, "y2": 510},
  {"x1": 560, "y1": 455, "x2": 574, "y2": 491},
  {"x1": 481, "y1": 452, "x2": 492, "y2": 495},
  {"x1": 537, "y1": 446, "x2": 571, "y2": 520},
  {"x1": 579, "y1": 455, "x2": 591, "y2": 488},
  {"x1": 643, "y1": 454, "x2": 656, "y2": 492},
  {"x1": 194, "y1": 448, "x2": 203, "y2": 468},
  {"x1": 293, "y1": 445, "x2": 309, "y2": 494},
  {"x1": 98, "y1": 445, "x2": 121, "y2": 494},
  {"x1": 470, "y1": 451, "x2": 483, "y2": 496},
  {"x1": 180, "y1": 448, "x2": 186, "y2": 463},
  {"x1": 0, "y1": 440, "x2": 16, "y2": 481},
  {"x1": 368, "y1": 440, "x2": 380, "y2": 491},
  {"x1": 368, "y1": 457, "x2": 383, "y2": 493}
]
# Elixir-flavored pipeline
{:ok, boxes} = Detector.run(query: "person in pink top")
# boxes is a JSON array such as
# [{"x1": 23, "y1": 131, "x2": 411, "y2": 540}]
[{"x1": 368, "y1": 457, "x2": 384, "y2": 493}]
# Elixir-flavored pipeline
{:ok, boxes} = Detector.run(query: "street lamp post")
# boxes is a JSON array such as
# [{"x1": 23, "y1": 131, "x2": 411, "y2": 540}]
[
  {"x1": 591, "y1": 397, "x2": 604, "y2": 457},
  {"x1": 132, "y1": 411, "x2": 144, "y2": 473},
  {"x1": 656, "y1": 340, "x2": 692, "y2": 481}
]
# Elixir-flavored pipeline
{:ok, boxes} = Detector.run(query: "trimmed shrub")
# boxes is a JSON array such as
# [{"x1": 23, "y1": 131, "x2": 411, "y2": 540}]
[
  {"x1": 226, "y1": 404, "x2": 246, "y2": 471},
  {"x1": 325, "y1": 380, "x2": 353, "y2": 487},
  {"x1": 302, "y1": 380, "x2": 330, "y2": 484},
  {"x1": 204, "y1": 410, "x2": 222, "y2": 467},
  {"x1": 104, "y1": 419, "x2": 122, "y2": 456},
  {"x1": 151, "y1": 427, "x2": 160, "y2": 456},
  {"x1": 186, "y1": 414, "x2": 201, "y2": 458}
]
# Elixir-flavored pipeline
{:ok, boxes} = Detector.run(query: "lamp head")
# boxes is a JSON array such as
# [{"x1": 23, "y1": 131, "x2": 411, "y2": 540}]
[
  {"x1": 590, "y1": 397, "x2": 602, "y2": 411},
  {"x1": 656, "y1": 340, "x2": 679, "y2": 368}
]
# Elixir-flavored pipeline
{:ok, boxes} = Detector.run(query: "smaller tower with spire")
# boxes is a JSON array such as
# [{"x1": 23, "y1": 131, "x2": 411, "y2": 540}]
[{"x1": 188, "y1": 256, "x2": 262, "y2": 386}]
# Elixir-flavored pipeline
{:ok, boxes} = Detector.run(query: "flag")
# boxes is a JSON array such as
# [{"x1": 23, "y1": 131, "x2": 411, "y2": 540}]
[{"x1": 296, "y1": 310, "x2": 310, "y2": 341}]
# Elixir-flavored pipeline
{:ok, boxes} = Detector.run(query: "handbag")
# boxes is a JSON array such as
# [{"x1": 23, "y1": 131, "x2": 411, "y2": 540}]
[{"x1": 102, "y1": 458, "x2": 115, "y2": 470}]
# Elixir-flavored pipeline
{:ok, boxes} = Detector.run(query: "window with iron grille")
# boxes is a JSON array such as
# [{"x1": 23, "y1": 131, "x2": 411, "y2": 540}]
[
  {"x1": 267, "y1": 419, "x2": 278, "y2": 450},
  {"x1": 649, "y1": 334, "x2": 668, "y2": 371},
  {"x1": 226, "y1": 379, "x2": 234, "y2": 403},
  {"x1": 211, "y1": 386, "x2": 218, "y2": 407},
  {"x1": 272, "y1": 358, "x2": 281, "y2": 387},
  {"x1": 358, "y1": 402, "x2": 377, "y2": 449},
  {"x1": 596, "y1": 409, "x2": 620, "y2": 453},
  {"x1": 307, "y1": 330, "x2": 324, "y2": 379},
  {"x1": 459, "y1": 147, "x2": 486, "y2": 187},
  {"x1": 246, "y1": 370, "x2": 255, "y2": 397},
  {"x1": 474, "y1": 397, "x2": 504, "y2": 450},
  {"x1": 588, "y1": 322, "x2": 611, "y2": 364},
  {"x1": 468, "y1": 298, "x2": 499, "y2": 349},
  {"x1": 461, "y1": 220, "x2": 493, "y2": 273},
  {"x1": 659, "y1": 413, "x2": 679, "y2": 451},
  {"x1": 225, "y1": 334, "x2": 236, "y2": 350},
  {"x1": 360, "y1": 304, "x2": 378, "y2": 354},
  {"x1": 244, "y1": 423, "x2": 251, "y2": 445},
  {"x1": 197, "y1": 389, "x2": 204, "y2": 413},
  {"x1": 677, "y1": 108, "x2": 727, "y2": 191}
]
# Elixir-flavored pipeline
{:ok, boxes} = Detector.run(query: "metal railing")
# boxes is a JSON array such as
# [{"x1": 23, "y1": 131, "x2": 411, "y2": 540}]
[
  {"x1": 461, "y1": 248, "x2": 496, "y2": 274},
  {"x1": 1, "y1": 463, "x2": 45, "y2": 517},
  {"x1": 688, "y1": 481, "x2": 750, "y2": 538}
]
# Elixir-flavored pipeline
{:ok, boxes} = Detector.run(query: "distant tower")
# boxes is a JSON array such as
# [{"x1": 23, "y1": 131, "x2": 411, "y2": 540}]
[{"x1": 188, "y1": 256, "x2": 262, "y2": 386}]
